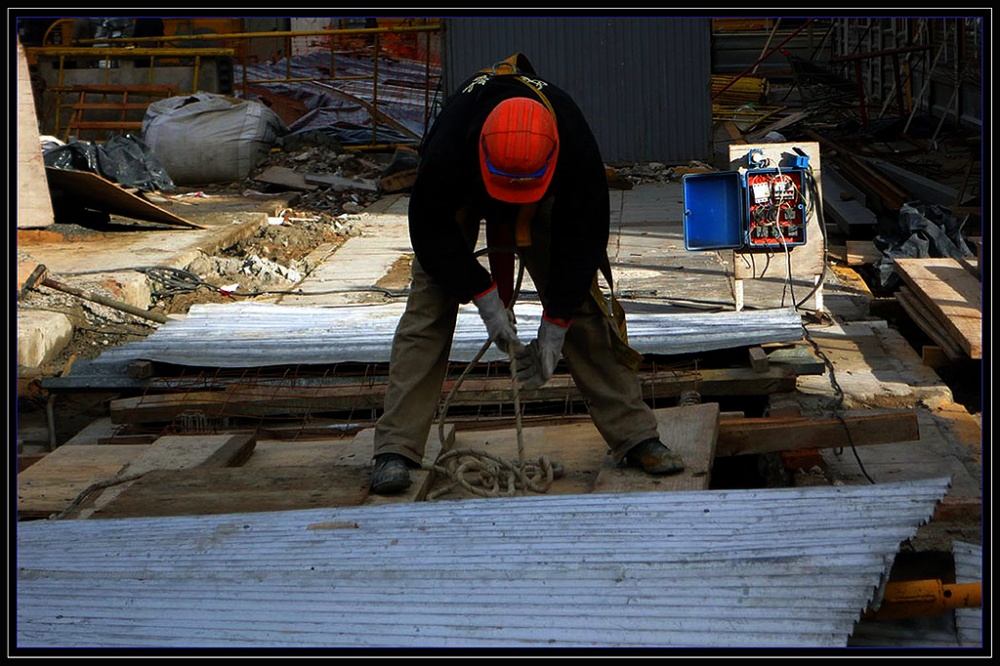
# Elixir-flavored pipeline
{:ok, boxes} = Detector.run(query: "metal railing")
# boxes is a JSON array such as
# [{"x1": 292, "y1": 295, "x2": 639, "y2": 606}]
[{"x1": 26, "y1": 20, "x2": 443, "y2": 149}]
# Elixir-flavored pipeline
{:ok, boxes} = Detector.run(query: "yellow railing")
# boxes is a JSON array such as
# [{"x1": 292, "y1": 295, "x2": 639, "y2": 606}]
[{"x1": 27, "y1": 21, "x2": 443, "y2": 149}]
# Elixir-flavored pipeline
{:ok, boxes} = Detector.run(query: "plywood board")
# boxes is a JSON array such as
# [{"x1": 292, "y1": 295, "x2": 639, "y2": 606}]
[
  {"x1": 592, "y1": 403, "x2": 720, "y2": 494},
  {"x1": 893, "y1": 258, "x2": 981, "y2": 359},
  {"x1": 44, "y1": 167, "x2": 204, "y2": 229},
  {"x1": 20, "y1": 433, "x2": 258, "y2": 520},
  {"x1": 728, "y1": 141, "x2": 825, "y2": 279}
]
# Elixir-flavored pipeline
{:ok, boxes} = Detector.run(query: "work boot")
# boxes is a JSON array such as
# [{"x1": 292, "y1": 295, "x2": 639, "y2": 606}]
[
  {"x1": 370, "y1": 453, "x2": 413, "y2": 494},
  {"x1": 625, "y1": 438, "x2": 685, "y2": 475}
]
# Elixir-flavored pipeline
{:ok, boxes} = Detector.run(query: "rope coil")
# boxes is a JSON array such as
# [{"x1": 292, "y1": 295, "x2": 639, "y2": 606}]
[{"x1": 427, "y1": 273, "x2": 558, "y2": 500}]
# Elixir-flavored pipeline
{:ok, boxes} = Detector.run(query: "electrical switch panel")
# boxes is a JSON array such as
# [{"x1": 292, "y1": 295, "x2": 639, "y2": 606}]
[{"x1": 744, "y1": 169, "x2": 806, "y2": 248}]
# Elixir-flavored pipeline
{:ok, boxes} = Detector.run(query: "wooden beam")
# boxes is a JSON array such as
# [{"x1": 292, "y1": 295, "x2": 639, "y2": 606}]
[
  {"x1": 748, "y1": 346, "x2": 769, "y2": 372},
  {"x1": 715, "y1": 411, "x2": 920, "y2": 457},
  {"x1": 109, "y1": 367, "x2": 797, "y2": 425},
  {"x1": 88, "y1": 466, "x2": 371, "y2": 519}
]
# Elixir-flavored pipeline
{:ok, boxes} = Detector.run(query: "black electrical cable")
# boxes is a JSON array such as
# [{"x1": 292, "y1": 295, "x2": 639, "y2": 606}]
[{"x1": 791, "y1": 164, "x2": 829, "y2": 312}]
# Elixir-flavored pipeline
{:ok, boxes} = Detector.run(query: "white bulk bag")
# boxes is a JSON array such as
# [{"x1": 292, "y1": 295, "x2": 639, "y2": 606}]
[{"x1": 143, "y1": 92, "x2": 287, "y2": 185}]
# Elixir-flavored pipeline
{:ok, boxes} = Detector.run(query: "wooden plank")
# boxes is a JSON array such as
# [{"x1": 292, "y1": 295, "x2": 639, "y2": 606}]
[
  {"x1": 64, "y1": 432, "x2": 256, "y2": 520},
  {"x1": 748, "y1": 346, "x2": 769, "y2": 372},
  {"x1": 246, "y1": 440, "x2": 361, "y2": 467},
  {"x1": 108, "y1": 367, "x2": 796, "y2": 425},
  {"x1": 592, "y1": 403, "x2": 720, "y2": 494},
  {"x1": 17, "y1": 39, "x2": 55, "y2": 229},
  {"x1": 16, "y1": 444, "x2": 143, "y2": 519},
  {"x1": 744, "y1": 109, "x2": 810, "y2": 142},
  {"x1": 117, "y1": 432, "x2": 256, "y2": 477},
  {"x1": 846, "y1": 240, "x2": 882, "y2": 266},
  {"x1": 921, "y1": 345, "x2": 952, "y2": 369},
  {"x1": 821, "y1": 168, "x2": 878, "y2": 235},
  {"x1": 89, "y1": 466, "x2": 370, "y2": 519},
  {"x1": 893, "y1": 258, "x2": 981, "y2": 359},
  {"x1": 765, "y1": 344, "x2": 826, "y2": 375},
  {"x1": 70, "y1": 103, "x2": 156, "y2": 111},
  {"x1": 897, "y1": 286, "x2": 966, "y2": 361},
  {"x1": 715, "y1": 411, "x2": 920, "y2": 457}
]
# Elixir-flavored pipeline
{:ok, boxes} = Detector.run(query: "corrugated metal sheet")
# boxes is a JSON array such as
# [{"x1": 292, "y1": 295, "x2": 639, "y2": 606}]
[
  {"x1": 68, "y1": 301, "x2": 803, "y2": 369},
  {"x1": 442, "y1": 18, "x2": 712, "y2": 163},
  {"x1": 953, "y1": 540, "x2": 983, "y2": 647},
  {"x1": 16, "y1": 477, "x2": 949, "y2": 649}
]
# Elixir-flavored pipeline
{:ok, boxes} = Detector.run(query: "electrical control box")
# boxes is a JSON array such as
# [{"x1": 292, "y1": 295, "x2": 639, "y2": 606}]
[{"x1": 682, "y1": 167, "x2": 808, "y2": 251}]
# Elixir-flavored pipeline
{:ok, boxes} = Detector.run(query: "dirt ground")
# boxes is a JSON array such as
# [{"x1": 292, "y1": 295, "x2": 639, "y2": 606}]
[{"x1": 19, "y1": 140, "x2": 398, "y2": 374}]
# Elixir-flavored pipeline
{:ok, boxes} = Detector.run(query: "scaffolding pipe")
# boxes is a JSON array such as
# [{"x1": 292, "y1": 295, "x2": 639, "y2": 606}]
[
  {"x1": 866, "y1": 580, "x2": 982, "y2": 620},
  {"x1": 712, "y1": 19, "x2": 815, "y2": 101}
]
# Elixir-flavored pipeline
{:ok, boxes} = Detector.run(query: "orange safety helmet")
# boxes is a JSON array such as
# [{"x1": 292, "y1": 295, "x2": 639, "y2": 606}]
[{"x1": 478, "y1": 97, "x2": 559, "y2": 204}]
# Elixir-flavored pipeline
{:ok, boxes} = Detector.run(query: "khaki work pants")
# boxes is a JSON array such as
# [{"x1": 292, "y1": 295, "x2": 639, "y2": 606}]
[{"x1": 373, "y1": 204, "x2": 661, "y2": 467}]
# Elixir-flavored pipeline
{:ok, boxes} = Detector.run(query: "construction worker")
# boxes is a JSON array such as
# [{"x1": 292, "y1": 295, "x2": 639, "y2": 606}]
[{"x1": 370, "y1": 55, "x2": 685, "y2": 494}]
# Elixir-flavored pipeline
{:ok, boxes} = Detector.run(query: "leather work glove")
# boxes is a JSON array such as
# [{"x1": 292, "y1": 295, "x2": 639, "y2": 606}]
[
  {"x1": 473, "y1": 285, "x2": 522, "y2": 355},
  {"x1": 515, "y1": 316, "x2": 570, "y2": 391}
]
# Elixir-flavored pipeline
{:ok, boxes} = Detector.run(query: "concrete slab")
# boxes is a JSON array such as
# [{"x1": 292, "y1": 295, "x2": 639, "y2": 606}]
[{"x1": 17, "y1": 310, "x2": 74, "y2": 368}]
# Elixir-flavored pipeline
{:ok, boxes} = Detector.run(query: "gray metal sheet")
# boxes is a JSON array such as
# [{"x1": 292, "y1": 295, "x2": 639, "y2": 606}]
[
  {"x1": 442, "y1": 18, "x2": 712, "y2": 163},
  {"x1": 16, "y1": 477, "x2": 949, "y2": 649},
  {"x1": 953, "y1": 540, "x2": 983, "y2": 647},
  {"x1": 75, "y1": 301, "x2": 804, "y2": 369}
]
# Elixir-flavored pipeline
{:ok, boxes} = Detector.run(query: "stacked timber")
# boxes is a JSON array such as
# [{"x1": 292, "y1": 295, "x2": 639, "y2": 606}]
[{"x1": 893, "y1": 258, "x2": 982, "y2": 361}]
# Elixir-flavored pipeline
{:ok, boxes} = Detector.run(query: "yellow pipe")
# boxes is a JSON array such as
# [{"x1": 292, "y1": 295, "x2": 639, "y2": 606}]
[
  {"x1": 866, "y1": 579, "x2": 982, "y2": 620},
  {"x1": 25, "y1": 47, "x2": 234, "y2": 57},
  {"x1": 75, "y1": 24, "x2": 443, "y2": 47}
]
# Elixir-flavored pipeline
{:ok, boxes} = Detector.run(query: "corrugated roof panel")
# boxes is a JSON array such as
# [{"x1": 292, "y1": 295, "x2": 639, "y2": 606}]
[
  {"x1": 953, "y1": 540, "x2": 983, "y2": 647},
  {"x1": 69, "y1": 301, "x2": 803, "y2": 369},
  {"x1": 17, "y1": 478, "x2": 949, "y2": 649},
  {"x1": 442, "y1": 18, "x2": 712, "y2": 163}
]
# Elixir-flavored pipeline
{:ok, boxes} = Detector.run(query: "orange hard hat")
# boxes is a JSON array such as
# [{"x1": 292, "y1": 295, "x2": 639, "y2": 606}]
[{"x1": 478, "y1": 97, "x2": 559, "y2": 203}]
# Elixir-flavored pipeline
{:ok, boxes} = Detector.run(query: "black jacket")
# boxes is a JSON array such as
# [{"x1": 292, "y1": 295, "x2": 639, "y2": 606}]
[{"x1": 407, "y1": 72, "x2": 610, "y2": 322}]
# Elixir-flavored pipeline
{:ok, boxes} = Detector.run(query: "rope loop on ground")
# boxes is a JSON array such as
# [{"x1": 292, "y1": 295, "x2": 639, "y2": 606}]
[
  {"x1": 426, "y1": 448, "x2": 555, "y2": 500},
  {"x1": 429, "y1": 301, "x2": 558, "y2": 500}
]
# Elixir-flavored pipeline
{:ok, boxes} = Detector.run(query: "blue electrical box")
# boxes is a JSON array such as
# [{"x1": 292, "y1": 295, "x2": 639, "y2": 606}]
[{"x1": 683, "y1": 168, "x2": 808, "y2": 251}]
